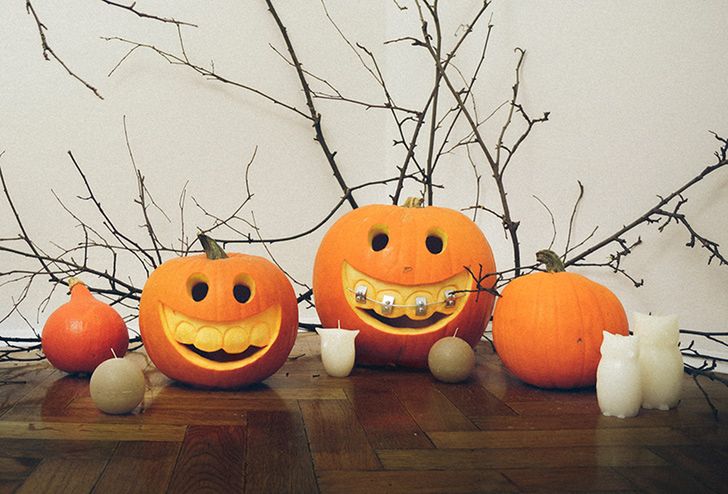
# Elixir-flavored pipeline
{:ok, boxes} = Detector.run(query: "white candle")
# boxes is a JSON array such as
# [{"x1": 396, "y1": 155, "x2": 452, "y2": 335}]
[
  {"x1": 427, "y1": 336, "x2": 475, "y2": 383},
  {"x1": 90, "y1": 353, "x2": 146, "y2": 414},
  {"x1": 316, "y1": 325, "x2": 359, "y2": 378},
  {"x1": 632, "y1": 312, "x2": 683, "y2": 410},
  {"x1": 596, "y1": 331, "x2": 642, "y2": 418}
]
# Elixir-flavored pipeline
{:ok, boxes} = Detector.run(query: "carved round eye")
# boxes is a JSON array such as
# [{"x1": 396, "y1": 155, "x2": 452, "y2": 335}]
[
  {"x1": 426, "y1": 234, "x2": 444, "y2": 254},
  {"x1": 371, "y1": 233, "x2": 389, "y2": 252},
  {"x1": 191, "y1": 282, "x2": 209, "y2": 302},
  {"x1": 233, "y1": 283, "x2": 252, "y2": 303}
]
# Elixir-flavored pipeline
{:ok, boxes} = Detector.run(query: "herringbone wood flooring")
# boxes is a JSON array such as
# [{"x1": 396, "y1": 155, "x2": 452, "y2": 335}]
[{"x1": 0, "y1": 332, "x2": 725, "y2": 493}]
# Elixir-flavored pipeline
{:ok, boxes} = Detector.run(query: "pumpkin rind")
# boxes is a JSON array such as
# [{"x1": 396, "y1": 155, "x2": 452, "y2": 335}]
[
  {"x1": 42, "y1": 280, "x2": 129, "y2": 373},
  {"x1": 492, "y1": 267, "x2": 628, "y2": 389},
  {"x1": 139, "y1": 241, "x2": 298, "y2": 389},
  {"x1": 313, "y1": 202, "x2": 496, "y2": 368}
]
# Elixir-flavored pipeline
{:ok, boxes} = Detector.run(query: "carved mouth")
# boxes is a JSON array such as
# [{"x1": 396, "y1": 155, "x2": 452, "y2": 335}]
[
  {"x1": 342, "y1": 262, "x2": 471, "y2": 335},
  {"x1": 159, "y1": 304, "x2": 281, "y2": 370}
]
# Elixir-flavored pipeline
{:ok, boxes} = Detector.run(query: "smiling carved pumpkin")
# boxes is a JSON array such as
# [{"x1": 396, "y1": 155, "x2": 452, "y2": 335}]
[
  {"x1": 139, "y1": 234, "x2": 298, "y2": 388},
  {"x1": 313, "y1": 198, "x2": 497, "y2": 368}
]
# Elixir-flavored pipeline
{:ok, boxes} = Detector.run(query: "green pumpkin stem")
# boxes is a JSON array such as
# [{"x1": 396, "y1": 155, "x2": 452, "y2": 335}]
[
  {"x1": 536, "y1": 249, "x2": 566, "y2": 273},
  {"x1": 402, "y1": 197, "x2": 424, "y2": 208},
  {"x1": 198, "y1": 233, "x2": 228, "y2": 260}
]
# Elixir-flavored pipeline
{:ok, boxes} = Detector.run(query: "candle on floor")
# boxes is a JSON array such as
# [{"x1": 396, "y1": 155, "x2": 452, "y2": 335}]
[
  {"x1": 316, "y1": 322, "x2": 359, "y2": 378},
  {"x1": 90, "y1": 350, "x2": 146, "y2": 414},
  {"x1": 632, "y1": 312, "x2": 683, "y2": 410},
  {"x1": 428, "y1": 334, "x2": 475, "y2": 383}
]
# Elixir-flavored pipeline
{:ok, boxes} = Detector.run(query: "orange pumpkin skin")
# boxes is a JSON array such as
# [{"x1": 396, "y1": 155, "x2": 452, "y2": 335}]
[
  {"x1": 492, "y1": 253, "x2": 628, "y2": 389},
  {"x1": 139, "y1": 238, "x2": 298, "y2": 389},
  {"x1": 313, "y1": 200, "x2": 496, "y2": 368},
  {"x1": 42, "y1": 280, "x2": 129, "y2": 373}
]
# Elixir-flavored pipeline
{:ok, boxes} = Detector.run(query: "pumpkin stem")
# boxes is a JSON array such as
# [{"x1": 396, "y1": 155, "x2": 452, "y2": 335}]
[
  {"x1": 67, "y1": 277, "x2": 84, "y2": 290},
  {"x1": 198, "y1": 233, "x2": 228, "y2": 260},
  {"x1": 402, "y1": 197, "x2": 424, "y2": 208},
  {"x1": 66, "y1": 277, "x2": 93, "y2": 299},
  {"x1": 536, "y1": 249, "x2": 566, "y2": 273}
]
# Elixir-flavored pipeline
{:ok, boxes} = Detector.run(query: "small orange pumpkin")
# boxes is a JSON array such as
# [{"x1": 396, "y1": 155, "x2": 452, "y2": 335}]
[
  {"x1": 139, "y1": 234, "x2": 298, "y2": 388},
  {"x1": 313, "y1": 198, "x2": 497, "y2": 368},
  {"x1": 42, "y1": 278, "x2": 129, "y2": 373},
  {"x1": 492, "y1": 250, "x2": 629, "y2": 389}
]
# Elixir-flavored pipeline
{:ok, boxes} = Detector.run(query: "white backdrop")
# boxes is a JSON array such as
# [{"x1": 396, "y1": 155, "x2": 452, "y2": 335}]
[{"x1": 1, "y1": 1, "x2": 727, "y2": 365}]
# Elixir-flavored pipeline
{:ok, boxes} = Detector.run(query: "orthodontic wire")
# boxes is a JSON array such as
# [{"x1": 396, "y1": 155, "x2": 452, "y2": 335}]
[{"x1": 345, "y1": 287, "x2": 465, "y2": 309}]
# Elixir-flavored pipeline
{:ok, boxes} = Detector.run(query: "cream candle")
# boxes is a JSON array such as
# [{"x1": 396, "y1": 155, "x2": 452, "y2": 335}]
[
  {"x1": 596, "y1": 331, "x2": 641, "y2": 418},
  {"x1": 427, "y1": 335, "x2": 475, "y2": 383},
  {"x1": 316, "y1": 325, "x2": 359, "y2": 378},
  {"x1": 90, "y1": 352, "x2": 146, "y2": 414},
  {"x1": 632, "y1": 312, "x2": 683, "y2": 410}
]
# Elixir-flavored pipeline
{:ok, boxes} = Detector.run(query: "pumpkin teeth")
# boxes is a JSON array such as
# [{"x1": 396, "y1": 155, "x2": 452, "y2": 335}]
[
  {"x1": 342, "y1": 262, "x2": 472, "y2": 330},
  {"x1": 160, "y1": 305, "x2": 276, "y2": 355}
]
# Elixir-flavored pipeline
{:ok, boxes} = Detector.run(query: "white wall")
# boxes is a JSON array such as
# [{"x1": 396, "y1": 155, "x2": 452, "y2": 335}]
[{"x1": 1, "y1": 1, "x2": 727, "y2": 366}]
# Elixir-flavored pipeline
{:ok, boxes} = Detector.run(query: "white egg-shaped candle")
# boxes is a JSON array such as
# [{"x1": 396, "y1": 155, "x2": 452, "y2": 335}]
[
  {"x1": 427, "y1": 336, "x2": 475, "y2": 383},
  {"x1": 316, "y1": 326, "x2": 359, "y2": 378},
  {"x1": 632, "y1": 312, "x2": 683, "y2": 410},
  {"x1": 90, "y1": 355, "x2": 146, "y2": 414}
]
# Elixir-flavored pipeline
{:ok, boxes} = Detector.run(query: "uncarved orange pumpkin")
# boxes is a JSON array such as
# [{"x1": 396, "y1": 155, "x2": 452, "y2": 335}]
[
  {"x1": 139, "y1": 234, "x2": 298, "y2": 389},
  {"x1": 492, "y1": 250, "x2": 629, "y2": 389},
  {"x1": 313, "y1": 198, "x2": 496, "y2": 368},
  {"x1": 42, "y1": 278, "x2": 129, "y2": 373}
]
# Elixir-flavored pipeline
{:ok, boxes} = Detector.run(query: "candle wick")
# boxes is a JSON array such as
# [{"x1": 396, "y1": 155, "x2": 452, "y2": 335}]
[
  {"x1": 337, "y1": 320, "x2": 341, "y2": 330},
  {"x1": 453, "y1": 327, "x2": 459, "y2": 338},
  {"x1": 111, "y1": 348, "x2": 118, "y2": 359}
]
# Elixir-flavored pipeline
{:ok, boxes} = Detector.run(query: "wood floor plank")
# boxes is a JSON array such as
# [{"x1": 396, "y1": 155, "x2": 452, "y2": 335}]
[
  {"x1": 345, "y1": 381, "x2": 433, "y2": 449},
  {"x1": 507, "y1": 398, "x2": 602, "y2": 416},
  {"x1": 434, "y1": 381, "x2": 517, "y2": 419},
  {"x1": 472, "y1": 407, "x2": 722, "y2": 431},
  {"x1": 92, "y1": 441, "x2": 181, "y2": 494},
  {"x1": 10, "y1": 374, "x2": 88, "y2": 413},
  {"x1": 166, "y1": 425, "x2": 245, "y2": 493},
  {"x1": 429, "y1": 427, "x2": 696, "y2": 449},
  {"x1": 0, "y1": 439, "x2": 117, "y2": 460},
  {"x1": 613, "y1": 465, "x2": 717, "y2": 494},
  {"x1": 70, "y1": 394, "x2": 300, "y2": 413},
  {"x1": 0, "y1": 365, "x2": 58, "y2": 416},
  {"x1": 144, "y1": 384, "x2": 346, "y2": 403},
  {"x1": 317, "y1": 470, "x2": 518, "y2": 493},
  {"x1": 15, "y1": 457, "x2": 110, "y2": 494},
  {"x1": 647, "y1": 445, "x2": 728, "y2": 493},
  {"x1": 244, "y1": 410, "x2": 317, "y2": 493},
  {"x1": 2, "y1": 404, "x2": 247, "y2": 426},
  {"x1": 500, "y1": 467, "x2": 634, "y2": 492},
  {"x1": 378, "y1": 447, "x2": 668, "y2": 470},
  {"x1": 0, "y1": 456, "x2": 40, "y2": 480},
  {"x1": 390, "y1": 376, "x2": 478, "y2": 432},
  {"x1": 300, "y1": 400, "x2": 381, "y2": 471},
  {"x1": 0, "y1": 420, "x2": 185, "y2": 442},
  {"x1": 0, "y1": 480, "x2": 24, "y2": 494}
]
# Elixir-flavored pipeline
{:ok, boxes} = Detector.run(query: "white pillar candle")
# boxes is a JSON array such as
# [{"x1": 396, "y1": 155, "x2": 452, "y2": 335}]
[
  {"x1": 316, "y1": 326, "x2": 359, "y2": 378},
  {"x1": 90, "y1": 355, "x2": 146, "y2": 414},
  {"x1": 632, "y1": 312, "x2": 683, "y2": 410}
]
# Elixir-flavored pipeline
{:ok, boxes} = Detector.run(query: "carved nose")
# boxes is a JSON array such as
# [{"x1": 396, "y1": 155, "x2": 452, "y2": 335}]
[{"x1": 403, "y1": 266, "x2": 413, "y2": 273}]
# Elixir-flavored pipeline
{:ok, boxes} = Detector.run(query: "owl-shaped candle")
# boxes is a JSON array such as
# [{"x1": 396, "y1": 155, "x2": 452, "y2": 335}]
[
  {"x1": 596, "y1": 331, "x2": 641, "y2": 418},
  {"x1": 632, "y1": 312, "x2": 683, "y2": 410}
]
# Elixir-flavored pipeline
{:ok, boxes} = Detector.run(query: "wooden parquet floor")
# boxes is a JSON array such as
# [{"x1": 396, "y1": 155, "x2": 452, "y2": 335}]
[{"x1": 0, "y1": 332, "x2": 726, "y2": 493}]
